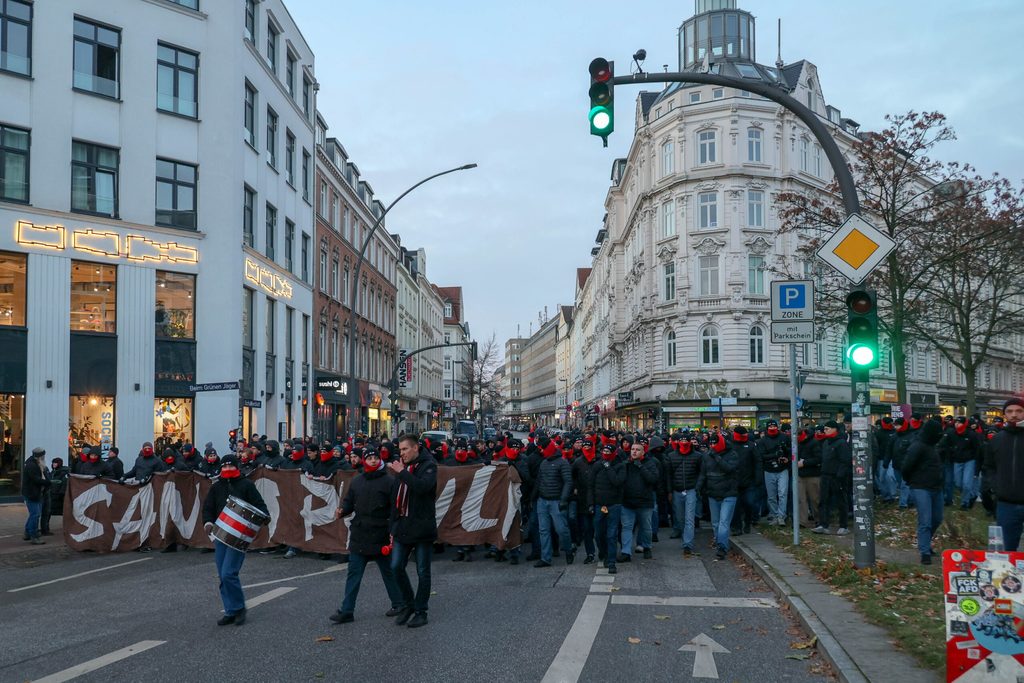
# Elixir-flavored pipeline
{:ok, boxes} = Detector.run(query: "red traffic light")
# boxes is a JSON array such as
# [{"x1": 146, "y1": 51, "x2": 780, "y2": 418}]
[
  {"x1": 846, "y1": 290, "x2": 873, "y2": 314},
  {"x1": 589, "y1": 58, "x2": 611, "y2": 83},
  {"x1": 228, "y1": 430, "x2": 236, "y2": 438}
]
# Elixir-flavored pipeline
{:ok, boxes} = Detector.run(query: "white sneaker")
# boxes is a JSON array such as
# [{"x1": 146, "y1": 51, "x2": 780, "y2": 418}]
[
  {"x1": 835, "y1": 528, "x2": 850, "y2": 536},
  {"x1": 811, "y1": 526, "x2": 830, "y2": 535}
]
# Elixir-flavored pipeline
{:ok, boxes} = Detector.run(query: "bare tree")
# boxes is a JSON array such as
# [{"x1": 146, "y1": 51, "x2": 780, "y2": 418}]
[{"x1": 461, "y1": 333, "x2": 502, "y2": 434}]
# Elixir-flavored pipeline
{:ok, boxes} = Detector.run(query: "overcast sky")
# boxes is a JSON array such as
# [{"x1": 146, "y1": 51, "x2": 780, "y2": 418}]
[{"x1": 288, "y1": 0, "x2": 1024, "y2": 358}]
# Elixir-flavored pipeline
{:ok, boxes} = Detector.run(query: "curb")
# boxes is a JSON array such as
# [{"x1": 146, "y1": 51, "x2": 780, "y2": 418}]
[{"x1": 732, "y1": 536, "x2": 869, "y2": 683}]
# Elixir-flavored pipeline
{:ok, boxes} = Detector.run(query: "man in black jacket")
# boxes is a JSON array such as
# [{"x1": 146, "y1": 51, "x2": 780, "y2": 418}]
[
  {"x1": 696, "y1": 433, "x2": 739, "y2": 560},
  {"x1": 571, "y1": 439, "x2": 598, "y2": 564},
  {"x1": 796, "y1": 428, "x2": 822, "y2": 528},
  {"x1": 591, "y1": 443, "x2": 626, "y2": 573},
  {"x1": 389, "y1": 434, "x2": 438, "y2": 629},
  {"x1": 730, "y1": 427, "x2": 761, "y2": 536},
  {"x1": 983, "y1": 398, "x2": 1024, "y2": 551},
  {"x1": 533, "y1": 437, "x2": 575, "y2": 568},
  {"x1": 201, "y1": 453, "x2": 268, "y2": 626},
  {"x1": 903, "y1": 418, "x2": 944, "y2": 564},
  {"x1": 813, "y1": 421, "x2": 851, "y2": 536},
  {"x1": 22, "y1": 447, "x2": 50, "y2": 544},
  {"x1": 758, "y1": 421, "x2": 789, "y2": 526},
  {"x1": 620, "y1": 441, "x2": 658, "y2": 562},
  {"x1": 944, "y1": 416, "x2": 980, "y2": 510},
  {"x1": 330, "y1": 448, "x2": 404, "y2": 624},
  {"x1": 665, "y1": 436, "x2": 702, "y2": 555}
]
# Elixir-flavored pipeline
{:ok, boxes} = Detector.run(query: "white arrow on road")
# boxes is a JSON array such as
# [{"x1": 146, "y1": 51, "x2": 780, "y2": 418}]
[{"x1": 679, "y1": 633, "x2": 730, "y2": 679}]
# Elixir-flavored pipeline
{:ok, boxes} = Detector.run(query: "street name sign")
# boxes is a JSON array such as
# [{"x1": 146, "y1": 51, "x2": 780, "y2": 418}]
[
  {"x1": 710, "y1": 397, "x2": 737, "y2": 407},
  {"x1": 815, "y1": 214, "x2": 896, "y2": 283},
  {"x1": 771, "y1": 321, "x2": 815, "y2": 344},
  {"x1": 770, "y1": 280, "x2": 814, "y2": 322},
  {"x1": 189, "y1": 381, "x2": 240, "y2": 393}
]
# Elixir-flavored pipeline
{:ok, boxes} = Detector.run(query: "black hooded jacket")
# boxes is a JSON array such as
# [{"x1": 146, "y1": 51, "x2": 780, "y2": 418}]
[
  {"x1": 621, "y1": 456, "x2": 659, "y2": 509},
  {"x1": 902, "y1": 420, "x2": 944, "y2": 491},
  {"x1": 340, "y1": 465, "x2": 395, "y2": 556},
  {"x1": 390, "y1": 449, "x2": 438, "y2": 544},
  {"x1": 696, "y1": 447, "x2": 740, "y2": 500},
  {"x1": 983, "y1": 423, "x2": 1024, "y2": 505}
]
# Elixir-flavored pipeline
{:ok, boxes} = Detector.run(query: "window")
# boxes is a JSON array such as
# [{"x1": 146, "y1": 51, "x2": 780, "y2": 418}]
[
  {"x1": 739, "y1": 89, "x2": 751, "y2": 97},
  {"x1": 264, "y1": 203, "x2": 276, "y2": 260},
  {"x1": 0, "y1": 124, "x2": 29, "y2": 203},
  {"x1": 242, "y1": 288, "x2": 253, "y2": 348},
  {"x1": 689, "y1": 91, "x2": 701, "y2": 104},
  {"x1": 156, "y1": 43, "x2": 197, "y2": 117},
  {"x1": 71, "y1": 141, "x2": 118, "y2": 217},
  {"x1": 444, "y1": 332, "x2": 451, "y2": 344},
  {"x1": 800, "y1": 138, "x2": 809, "y2": 172},
  {"x1": 330, "y1": 194, "x2": 337, "y2": 229},
  {"x1": 342, "y1": 266, "x2": 349, "y2": 305},
  {"x1": 698, "y1": 131, "x2": 716, "y2": 164},
  {"x1": 698, "y1": 191, "x2": 717, "y2": 229},
  {"x1": 813, "y1": 144, "x2": 823, "y2": 177},
  {"x1": 0, "y1": 250, "x2": 26, "y2": 326},
  {"x1": 155, "y1": 158, "x2": 197, "y2": 230},
  {"x1": 665, "y1": 330, "x2": 677, "y2": 367},
  {"x1": 747, "y1": 189, "x2": 764, "y2": 227},
  {"x1": 242, "y1": 186, "x2": 255, "y2": 247},
  {"x1": 244, "y1": 82, "x2": 256, "y2": 146},
  {"x1": 318, "y1": 321, "x2": 326, "y2": 365},
  {"x1": 331, "y1": 257, "x2": 338, "y2": 299},
  {"x1": 663, "y1": 262, "x2": 676, "y2": 301},
  {"x1": 301, "y1": 233, "x2": 310, "y2": 283},
  {"x1": 285, "y1": 307, "x2": 294, "y2": 360},
  {"x1": 318, "y1": 182, "x2": 326, "y2": 216},
  {"x1": 244, "y1": 0, "x2": 256, "y2": 43},
  {"x1": 698, "y1": 254, "x2": 719, "y2": 295},
  {"x1": 319, "y1": 247, "x2": 327, "y2": 289},
  {"x1": 661, "y1": 200, "x2": 675, "y2": 237},
  {"x1": 284, "y1": 131, "x2": 295, "y2": 185},
  {"x1": 266, "y1": 107, "x2": 277, "y2": 167},
  {"x1": 661, "y1": 140, "x2": 674, "y2": 176},
  {"x1": 301, "y1": 149, "x2": 311, "y2": 200},
  {"x1": 701, "y1": 326, "x2": 720, "y2": 365},
  {"x1": 266, "y1": 22, "x2": 278, "y2": 73},
  {"x1": 749, "y1": 327, "x2": 765, "y2": 364},
  {"x1": 284, "y1": 219, "x2": 294, "y2": 272},
  {"x1": 286, "y1": 51, "x2": 296, "y2": 97},
  {"x1": 330, "y1": 326, "x2": 338, "y2": 370},
  {"x1": 1, "y1": 0, "x2": 32, "y2": 76},
  {"x1": 70, "y1": 261, "x2": 116, "y2": 333},
  {"x1": 265, "y1": 299, "x2": 275, "y2": 353},
  {"x1": 302, "y1": 75, "x2": 312, "y2": 120},
  {"x1": 748, "y1": 255, "x2": 766, "y2": 294},
  {"x1": 444, "y1": 303, "x2": 452, "y2": 318},
  {"x1": 73, "y1": 18, "x2": 120, "y2": 98},
  {"x1": 712, "y1": 87, "x2": 724, "y2": 99},
  {"x1": 168, "y1": 0, "x2": 198, "y2": 8},
  {"x1": 155, "y1": 271, "x2": 195, "y2": 339},
  {"x1": 747, "y1": 128, "x2": 762, "y2": 162}
]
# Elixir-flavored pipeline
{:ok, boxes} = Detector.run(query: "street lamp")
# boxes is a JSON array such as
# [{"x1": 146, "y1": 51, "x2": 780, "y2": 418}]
[{"x1": 344, "y1": 163, "x2": 477, "y2": 436}]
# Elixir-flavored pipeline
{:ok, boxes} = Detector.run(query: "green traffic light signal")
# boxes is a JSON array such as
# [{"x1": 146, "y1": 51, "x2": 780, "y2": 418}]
[
  {"x1": 847, "y1": 343, "x2": 876, "y2": 367},
  {"x1": 588, "y1": 58, "x2": 614, "y2": 142},
  {"x1": 845, "y1": 289, "x2": 879, "y2": 370}
]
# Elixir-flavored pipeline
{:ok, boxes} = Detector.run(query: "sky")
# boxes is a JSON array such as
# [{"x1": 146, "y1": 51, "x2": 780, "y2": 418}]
[{"x1": 287, "y1": 0, "x2": 1024, "y2": 359}]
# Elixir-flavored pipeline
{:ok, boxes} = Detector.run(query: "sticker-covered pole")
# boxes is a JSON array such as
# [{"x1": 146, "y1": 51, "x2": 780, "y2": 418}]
[
  {"x1": 851, "y1": 367, "x2": 875, "y2": 568},
  {"x1": 789, "y1": 345, "x2": 800, "y2": 546}
]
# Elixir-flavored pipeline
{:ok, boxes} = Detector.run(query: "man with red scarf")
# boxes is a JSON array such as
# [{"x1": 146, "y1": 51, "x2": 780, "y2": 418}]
[
  {"x1": 813, "y1": 421, "x2": 851, "y2": 536},
  {"x1": 696, "y1": 432, "x2": 740, "y2": 560},
  {"x1": 665, "y1": 432, "x2": 702, "y2": 555},
  {"x1": 757, "y1": 421, "x2": 790, "y2": 526},
  {"x1": 389, "y1": 434, "x2": 438, "y2": 628},
  {"x1": 945, "y1": 416, "x2": 981, "y2": 509},
  {"x1": 729, "y1": 427, "x2": 761, "y2": 536},
  {"x1": 893, "y1": 416, "x2": 922, "y2": 509},
  {"x1": 532, "y1": 436, "x2": 575, "y2": 567},
  {"x1": 590, "y1": 443, "x2": 626, "y2": 573},
  {"x1": 571, "y1": 436, "x2": 598, "y2": 563},
  {"x1": 796, "y1": 427, "x2": 823, "y2": 528},
  {"x1": 201, "y1": 453, "x2": 268, "y2": 626}
]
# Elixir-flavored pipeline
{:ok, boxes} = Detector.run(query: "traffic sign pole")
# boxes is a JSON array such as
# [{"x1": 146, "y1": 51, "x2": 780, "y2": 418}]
[
  {"x1": 789, "y1": 344, "x2": 800, "y2": 546},
  {"x1": 851, "y1": 367, "x2": 876, "y2": 568}
]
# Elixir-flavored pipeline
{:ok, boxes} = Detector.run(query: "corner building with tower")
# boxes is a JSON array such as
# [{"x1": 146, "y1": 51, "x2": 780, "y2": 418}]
[{"x1": 0, "y1": 0, "x2": 316, "y2": 478}]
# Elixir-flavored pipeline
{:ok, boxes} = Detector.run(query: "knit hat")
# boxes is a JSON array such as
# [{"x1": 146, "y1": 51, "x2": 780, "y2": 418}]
[
  {"x1": 824, "y1": 420, "x2": 840, "y2": 430},
  {"x1": 220, "y1": 453, "x2": 240, "y2": 467},
  {"x1": 1005, "y1": 397, "x2": 1024, "y2": 411},
  {"x1": 204, "y1": 444, "x2": 217, "y2": 456}
]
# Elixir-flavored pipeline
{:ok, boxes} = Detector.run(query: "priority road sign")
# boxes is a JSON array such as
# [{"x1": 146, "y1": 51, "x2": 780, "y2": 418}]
[
  {"x1": 771, "y1": 280, "x2": 814, "y2": 322},
  {"x1": 816, "y1": 214, "x2": 896, "y2": 284}
]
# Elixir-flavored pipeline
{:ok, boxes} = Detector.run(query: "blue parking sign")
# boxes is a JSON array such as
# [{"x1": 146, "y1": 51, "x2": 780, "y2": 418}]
[
  {"x1": 771, "y1": 280, "x2": 815, "y2": 326},
  {"x1": 779, "y1": 284, "x2": 806, "y2": 309}
]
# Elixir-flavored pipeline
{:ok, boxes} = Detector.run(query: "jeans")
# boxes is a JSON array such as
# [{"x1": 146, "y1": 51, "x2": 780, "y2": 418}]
[
  {"x1": 952, "y1": 461, "x2": 977, "y2": 506},
  {"x1": 876, "y1": 464, "x2": 896, "y2": 501},
  {"x1": 567, "y1": 501, "x2": 580, "y2": 546},
  {"x1": 341, "y1": 552, "x2": 404, "y2": 614},
  {"x1": 672, "y1": 490, "x2": 698, "y2": 550},
  {"x1": 214, "y1": 541, "x2": 247, "y2": 615},
  {"x1": 593, "y1": 504, "x2": 622, "y2": 566},
  {"x1": 620, "y1": 505, "x2": 653, "y2": 554},
  {"x1": 708, "y1": 497, "x2": 737, "y2": 551},
  {"x1": 764, "y1": 471, "x2": 789, "y2": 520},
  {"x1": 997, "y1": 502, "x2": 1024, "y2": 552},
  {"x1": 391, "y1": 540, "x2": 432, "y2": 614},
  {"x1": 910, "y1": 488, "x2": 943, "y2": 556},
  {"x1": 24, "y1": 498, "x2": 41, "y2": 539},
  {"x1": 537, "y1": 498, "x2": 572, "y2": 562},
  {"x1": 576, "y1": 510, "x2": 596, "y2": 556},
  {"x1": 527, "y1": 504, "x2": 540, "y2": 554},
  {"x1": 732, "y1": 487, "x2": 758, "y2": 531},
  {"x1": 894, "y1": 470, "x2": 912, "y2": 507},
  {"x1": 819, "y1": 476, "x2": 849, "y2": 529}
]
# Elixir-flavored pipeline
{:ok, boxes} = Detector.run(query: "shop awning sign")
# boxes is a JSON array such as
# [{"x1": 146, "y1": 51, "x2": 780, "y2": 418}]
[{"x1": 189, "y1": 381, "x2": 240, "y2": 393}]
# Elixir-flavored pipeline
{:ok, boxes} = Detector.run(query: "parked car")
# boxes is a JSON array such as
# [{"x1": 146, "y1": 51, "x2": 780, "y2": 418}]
[
  {"x1": 483, "y1": 427, "x2": 497, "y2": 440},
  {"x1": 455, "y1": 420, "x2": 478, "y2": 439}
]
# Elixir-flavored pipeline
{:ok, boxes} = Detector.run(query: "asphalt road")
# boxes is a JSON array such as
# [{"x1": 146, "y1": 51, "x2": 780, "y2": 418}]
[{"x1": 1, "y1": 528, "x2": 833, "y2": 683}]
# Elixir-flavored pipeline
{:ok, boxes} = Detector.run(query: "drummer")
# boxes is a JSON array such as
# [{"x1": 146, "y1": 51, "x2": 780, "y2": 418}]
[{"x1": 201, "y1": 453, "x2": 268, "y2": 626}]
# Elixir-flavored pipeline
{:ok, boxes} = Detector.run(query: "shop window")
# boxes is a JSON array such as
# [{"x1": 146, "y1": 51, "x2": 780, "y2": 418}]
[
  {"x1": 69, "y1": 395, "x2": 114, "y2": 455},
  {"x1": 0, "y1": 394, "x2": 25, "y2": 485},
  {"x1": 155, "y1": 271, "x2": 195, "y2": 339},
  {"x1": 70, "y1": 261, "x2": 116, "y2": 333},
  {"x1": 154, "y1": 397, "x2": 192, "y2": 448},
  {"x1": 0, "y1": 250, "x2": 26, "y2": 326}
]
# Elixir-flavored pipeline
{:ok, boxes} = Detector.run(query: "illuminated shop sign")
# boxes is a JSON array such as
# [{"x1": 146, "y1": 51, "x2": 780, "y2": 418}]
[
  {"x1": 244, "y1": 258, "x2": 293, "y2": 299},
  {"x1": 15, "y1": 221, "x2": 199, "y2": 264}
]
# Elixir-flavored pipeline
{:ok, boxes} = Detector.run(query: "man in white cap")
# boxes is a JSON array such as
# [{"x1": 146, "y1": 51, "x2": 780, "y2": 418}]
[{"x1": 22, "y1": 447, "x2": 50, "y2": 545}]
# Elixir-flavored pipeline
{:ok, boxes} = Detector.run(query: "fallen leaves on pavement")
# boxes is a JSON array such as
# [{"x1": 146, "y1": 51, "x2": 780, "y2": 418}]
[
  {"x1": 315, "y1": 636, "x2": 334, "y2": 643},
  {"x1": 627, "y1": 637, "x2": 641, "y2": 644}
]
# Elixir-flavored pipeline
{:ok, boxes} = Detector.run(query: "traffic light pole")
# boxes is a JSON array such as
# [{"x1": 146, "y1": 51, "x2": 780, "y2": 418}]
[
  {"x1": 387, "y1": 341, "x2": 477, "y2": 438},
  {"x1": 850, "y1": 368, "x2": 876, "y2": 568}
]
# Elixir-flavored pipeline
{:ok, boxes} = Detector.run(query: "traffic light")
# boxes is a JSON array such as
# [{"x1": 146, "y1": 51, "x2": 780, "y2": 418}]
[
  {"x1": 588, "y1": 58, "x2": 614, "y2": 144},
  {"x1": 228, "y1": 429, "x2": 237, "y2": 450},
  {"x1": 845, "y1": 289, "x2": 879, "y2": 370}
]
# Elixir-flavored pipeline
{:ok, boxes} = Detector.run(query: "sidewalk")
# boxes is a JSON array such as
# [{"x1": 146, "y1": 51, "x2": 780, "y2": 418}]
[
  {"x1": 0, "y1": 503, "x2": 71, "y2": 568},
  {"x1": 733, "y1": 532, "x2": 942, "y2": 683}
]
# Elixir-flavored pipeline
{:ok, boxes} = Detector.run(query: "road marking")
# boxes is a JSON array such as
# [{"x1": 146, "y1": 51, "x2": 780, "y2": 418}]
[
  {"x1": 243, "y1": 562, "x2": 345, "y2": 589},
  {"x1": 34, "y1": 640, "x2": 165, "y2": 683},
  {"x1": 592, "y1": 575, "x2": 615, "y2": 583},
  {"x1": 7, "y1": 558, "x2": 153, "y2": 593},
  {"x1": 611, "y1": 595, "x2": 778, "y2": 608},
  {"x1": 246, "y1": 586, "x2": 296, "y2": 608},
  {"x1": 589, "y1": 584, "x2": 613, "y2": 593},
  {"x1": 595, "y1": 568, "x2": 609, "y2": 575},
  {"x1": 541, "y1": 595, "x2": 609, "y2": 683},
  {"x1": 0, "y1": 533, "x2": 17, "y2": 539},
  {"x1": 680, "y1": 633, "x2": 729, "y2": 679}
]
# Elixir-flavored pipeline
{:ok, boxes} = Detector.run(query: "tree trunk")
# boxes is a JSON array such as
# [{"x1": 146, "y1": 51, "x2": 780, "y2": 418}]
[
  {"x1": 891, "y1": 337, "x2": 908, "y2": 404},
  {"x1": 963, "y1": 366, "x2": 977, "y2": 417}
]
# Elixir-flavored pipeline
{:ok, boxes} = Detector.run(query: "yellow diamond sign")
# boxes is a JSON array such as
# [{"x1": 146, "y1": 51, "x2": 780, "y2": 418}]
[{"x1": 816, "y1": 214, "x2": 896, "y2": 284}]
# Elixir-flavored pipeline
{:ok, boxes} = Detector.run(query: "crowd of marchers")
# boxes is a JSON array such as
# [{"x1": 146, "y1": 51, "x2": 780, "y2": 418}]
[{"x1": 17, "y1": 394, "x2": 1024, "y2": 572}]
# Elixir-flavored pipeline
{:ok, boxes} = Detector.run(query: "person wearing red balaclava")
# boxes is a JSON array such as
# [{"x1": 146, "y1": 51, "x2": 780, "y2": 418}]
[
  {"x1": 665, "y1": 432, "x2": 702, "y2": 554},
  {"x1": 945, "y1": 416, "x2": 981, "y2": 510},
  {"x1": 757, "y1": 420, "x2": 790, "y2": 527},
  {"x1": 729, "y1": 427, "x2": 761, "y2": 537},
  {"x1": 696, "y1": 432, "x2": 740, "y2": 560},
  {"x1": 796, "y1": 428, "x2": 822, "y2": 529},
  {"x1": 892, "y1": 417, "x2": 916, "y2": 509}
]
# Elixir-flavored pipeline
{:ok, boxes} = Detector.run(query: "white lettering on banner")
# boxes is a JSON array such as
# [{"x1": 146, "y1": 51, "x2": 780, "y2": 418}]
[
  {"x1": 254, "y1": 476, "x2": 281, "y2": 538},
  {"x1": 158, "y1": 480, "x2": 200, "y2": 539},
  {"x1": 299, "y1": 477, "x2": 339, "y2": 541},
  {"x1": 111, "y1": 485, "x2": 156, "y2": 550},
  {"x1": 71, "y1": 484, "x2": 112, "y2": 543},
  {"x1": 502, "y1": 480, "x2": 521, "y2": 541},
  {"x1": 434, "y1": 477, "x2": 457, "y2": 524},
  {"x1": 459, "y1": 467, "x2": 499, "y2": 532}
]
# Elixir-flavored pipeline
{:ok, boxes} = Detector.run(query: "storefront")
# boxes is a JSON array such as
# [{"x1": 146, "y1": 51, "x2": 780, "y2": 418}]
[
  {"x1": 0, "y1": 251, "x2": 26, "y2": 492},
  {"x1": 313, "y1": 372, "x2": 349, "y2": 443}
]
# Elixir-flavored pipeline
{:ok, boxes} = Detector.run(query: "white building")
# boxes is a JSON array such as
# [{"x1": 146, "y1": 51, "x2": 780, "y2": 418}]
[
  {"x1": 574, "y1": 0, "x2": 1023, "y2": 431},
  {"x1": 554, "y1": 305, "x2": 574, "y2": 426},
  {"x1": 436, "y1": 286, "x2": 472, "y2": 428},
  {"x1": 395, "y1": 246, "x2": 444, "y2": 433},
  {"x1": 0, "y1": 0, "x2": 315, "y2": 471}
]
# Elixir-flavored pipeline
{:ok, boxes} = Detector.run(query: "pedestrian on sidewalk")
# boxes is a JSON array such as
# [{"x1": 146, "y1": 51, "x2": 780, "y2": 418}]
[
  {"x1": 389, "y1": 433, "x2": 438, "y2": 629},
  {"x1": 813, "y1": 421, "x2": 851, "y2": 536},
  {"x1": 697, "y1": 432, "x2": 740, "y2": 560},
  {"x1": 329, "y1": 448, "x2": 405, "y2": 625},
  {"x1": 758, "y1": 421, "x2": 790, "y2": 526},
  {"x1": 983, "y1": 398, "x2": 1024, "y2": 552},
  {"x1": 902, "y1": 418, "x2": 945, "y2": 565},
  {"x1": 22, "y1": 447, "x2": 50, "y2": 544},
  {"x1": 796, "y1": 428, "x2": 821, "y2": 528},
  {"x1": 201, "y1": 453, "x2": 268, "y2": 626}
]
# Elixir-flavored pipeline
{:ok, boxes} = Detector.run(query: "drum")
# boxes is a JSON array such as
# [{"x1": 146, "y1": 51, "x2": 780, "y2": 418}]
[{"x1": 212, "y1": 496, "x2": 270, "y2": 551}]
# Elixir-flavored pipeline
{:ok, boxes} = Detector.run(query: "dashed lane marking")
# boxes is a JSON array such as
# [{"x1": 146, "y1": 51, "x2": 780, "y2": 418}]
[
  {"x1": 592, "y1": 575, "x2": 615, "y2": 584},
  {"x1": 610, "y1": 595, "x2": 778, "y2": 608},
  {"x1": 541, "y1": 595, "x2": 610, "y2": 683},
  {"x1": 243, "y1": 562, "x2": 346, "y2": 589},
  {"x1": 8, "y1": 558, "x2": 153, "y2": 593},
  {"x1": 33, "y1": 640, "x2": 165, "y2": 682},
  {"x1": 245, "y1": 586, "x2": 296, "y2": 608}
]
